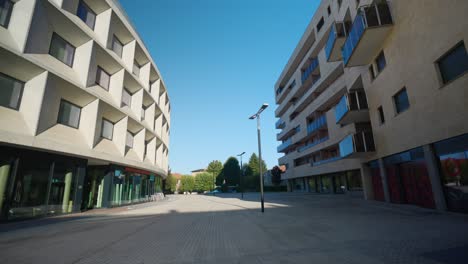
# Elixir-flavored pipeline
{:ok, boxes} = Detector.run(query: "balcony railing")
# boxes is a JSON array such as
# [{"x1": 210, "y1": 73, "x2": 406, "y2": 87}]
[
  {"x1": 339, "y1": 131, "x2": 376, "y2": 158},
  {"x1": 335, "y1": 91, "x2": 369, "y2": 124},
  {"x1": 297, "y1": 136, "x2": 329, "y2": 153},
  {"x1": 277, "y1": 138, "x2": 293, "y2": 153},
  {"x1": 307, "y1": 115, "x2": 327, "y2": 135},
  {"x1": 276, "y1": 119, "x2": 286, "y2": 129},
  {"x1": 311, "y1": 156, "x2": 342, "y2": 167},
  {"x1": 325, "y1": 22, "x2": 347, "y2": 62},
  {"x1": 341, "y1": 1, "x2": 393, "y2": 66},
  {"x1": 301, "y1": 58, "x2": 319, "y2": 83}
]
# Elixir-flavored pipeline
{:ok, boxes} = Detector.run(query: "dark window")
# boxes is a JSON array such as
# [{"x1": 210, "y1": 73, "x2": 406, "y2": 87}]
[
  {"x1": 393, "y1": 88, "x2": 410, "y2": 114},
  {"x1": 49, "y1": 33, "x2": 75, "y2": 67},
  {"x1": 369, "y1": 65, "x2": 375, "y2": 80},
  {"x1": 338, "y1": 0, "x2": 343, "y2": 9},
  {"x1": 126, "y1": 131, "x2": 134, "y2": 148},
  {"x1": 122, "y1": 88, "x2": 132, "y2": 107},
  {"x1": 112, "y1": 35, "x2": 123, "y2": 57},
  {"x1": 101, "y1": 119, "x2": 114, "y2": 140},
  {"x1": 327, "y1": 6, "x2": 331, "y2": 15},
  {"x1": 437, "y1": 41, "x2": 468, "y2": 84},
  {"x1": 316, "y1": 17, "x2": 324, "y2": 33},
  {"x1": 377, "y1": 106, "x2": 385, "y2": 124},
  {"x1": 95, "y1": 67, "x2": 110, "y2": 90},
  {"x1": 356, "y1": 0, "x2": 360, "y2": 8},
  {"x1": 375, "y1": 51, "x2": 386, "y2": 72},
  {"x1": 58, "y1": 100, "x2": 81, "y2": 128},
  {"x1": 0, "y1": 72, "x2": 24, "y2": 110},
  {"x1": 0, "y1": 0, "x2": 14, "y2": 28},
  {"x1": 77, "y1": 1, "x2": 96, "y2": 29}
]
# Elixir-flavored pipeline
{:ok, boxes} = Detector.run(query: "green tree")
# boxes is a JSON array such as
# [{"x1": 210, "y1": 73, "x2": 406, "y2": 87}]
[
  {"x1": 195, "y1": 172, "x2": 213, "y2": 192},
  {"x1": 222, "y1": 157, "x2": 240, "y2": 186},
  {"x1": 180, "y1": 175, "x2": 195, "y2": 192},
  {"x1": 245, "y1": 153, "x2": 268, "y2": 191},
  {"x1": 207, "y1": 160, "x2": 223, "y2": 187},
  {"x1": 165, "y1": 173, "x2": 178, "y2": 193}
]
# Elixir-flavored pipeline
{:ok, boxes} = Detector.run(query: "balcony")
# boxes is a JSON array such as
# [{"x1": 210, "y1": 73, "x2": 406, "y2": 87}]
[
  {"x1": 277, "y1": 138, "x2": 293, "y2": 153},
  {"x1": 339, "y1": 131, "x2": 376, "y2": 159},
  {"x1": 276, "y1": 119, "x2": 286, "y2": 129},
  {"x1": 341, "y1": 1, "x2": 393, "y2": 67},
  {"x1": 325, "y1": 22, "x2": 347, "y2": 62},
  {"x1": 301, "y1": 58, "x2": 320, "y2": 84},
  {"x1": 297, "y1": 136, "x2": 329, "y2": 153},
  {"x1": 335, "y1": 90, "x2": 369, "y2": 125},
  {"x1": 307, "y1": 115, "x2": 327, "y2": 135},
  {"x1": 311, "y1": 156, "x2": 342, "y2": 167}
]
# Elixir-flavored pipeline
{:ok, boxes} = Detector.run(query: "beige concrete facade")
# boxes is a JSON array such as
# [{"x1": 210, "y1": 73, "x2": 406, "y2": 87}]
[
  {"x1": 274, "y1": 0, "x2": 468, "y2": 210},
  {"x1": 0, "y1": 0, "x2": 170, "y2": 176}
]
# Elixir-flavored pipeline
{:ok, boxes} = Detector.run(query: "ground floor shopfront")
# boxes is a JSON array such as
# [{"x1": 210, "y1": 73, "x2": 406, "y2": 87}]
[
  {"x1": 368, "y1": 133, "x2": 468, "y2": 214},
  {"x1": 287, "y1": 170, "x2": 364, "y2": 196},
  {"x1": 0, "y1": 145, "x2": 164, "y2": 221}
]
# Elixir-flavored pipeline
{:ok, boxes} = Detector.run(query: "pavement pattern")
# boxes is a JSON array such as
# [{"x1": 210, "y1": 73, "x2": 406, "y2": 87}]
[{"x1": 1, "y1": 193, "x2": 468, "y2": 264}]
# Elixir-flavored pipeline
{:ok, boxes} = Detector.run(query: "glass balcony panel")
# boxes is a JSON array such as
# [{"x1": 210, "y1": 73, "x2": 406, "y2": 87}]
[
  {"x1": 339, "y1": 135, "x2": 354, "y2": 157},
  {"x1": 342, "y1": 14, "x2": 366, "y2": 65},
  {"x1": 325, "y1": 25, "x2": 337, "y2": 61},
  {"x1": 335, "y1": 95, "x2": 349, "y2": 123}
]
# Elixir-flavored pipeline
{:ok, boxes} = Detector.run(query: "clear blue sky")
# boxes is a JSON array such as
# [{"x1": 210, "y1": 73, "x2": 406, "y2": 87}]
[{"x1": 120, "y1": 0, "x2": 319, "y2": 174}]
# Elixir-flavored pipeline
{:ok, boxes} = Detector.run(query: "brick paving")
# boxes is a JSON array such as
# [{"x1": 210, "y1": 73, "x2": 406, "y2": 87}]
[{"x1": 0, "y1": 193, "x2": 468, "y2": 264}]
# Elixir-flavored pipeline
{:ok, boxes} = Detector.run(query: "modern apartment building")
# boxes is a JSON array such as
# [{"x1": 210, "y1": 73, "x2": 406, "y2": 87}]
[
  {"x1": 0, "y1": 0, "x2": 171, "y2": 221},
  {"x1": 275, "y1": 0, "x2": 468, "y2": 213}
]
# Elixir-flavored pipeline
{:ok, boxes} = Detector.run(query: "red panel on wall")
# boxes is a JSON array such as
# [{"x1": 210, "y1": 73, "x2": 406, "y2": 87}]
[
  {"x1": 400, "y1": 161, "x2": 435, "y2": 209},
  {"x1": 386, "y1": 166, "x2": 406, "y2": 204}
]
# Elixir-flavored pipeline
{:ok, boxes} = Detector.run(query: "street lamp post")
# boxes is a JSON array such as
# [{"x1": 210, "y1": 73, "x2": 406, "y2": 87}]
[
  {"x1": 249, "y1": 103, "x2": 268, "y2": 213},
  {"x1": 237, "y1": 151, "x2": 245, "y2": 199}
]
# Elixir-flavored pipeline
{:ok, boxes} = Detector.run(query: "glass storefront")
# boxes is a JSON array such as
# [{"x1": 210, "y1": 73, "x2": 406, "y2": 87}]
[
  {"x1": 319, "y1": 175, "x2": 332, "y2": 193},
  {"x1": 369, "y1": 160, "x2": 385, "y2": 201},
  {"x1": 435, "y1": 134, "x2": 468, "y2": 214},
  {"x1": 308, "y1": 177, "x2": 318, "y2": 193},
  {"x1": 0, "y1": 146, "x2": 86, "y2": 221},
  {"x1": 110, "y1": 167, "x2": 159, "y2": 207}
]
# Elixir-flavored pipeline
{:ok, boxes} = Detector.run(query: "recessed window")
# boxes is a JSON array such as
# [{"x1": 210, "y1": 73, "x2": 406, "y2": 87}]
[
  {"x1": 375, "y1": 51, "x2": 386, "y2": 73},
  {"x1": 393, "y1": 88, "x2": 410, "y2": 114},
  {"x1": 437, "y1": 41, "x2": 468, "y2": 84},
  {"x1": 316, "y1": 17, "x2": 324, "y2": 33},
  {"x1": 133, "y1": 61, "x2": 141, "y2": 77},
  {"x1": 101, "y1": 119, "x2": 114, "y2": 140},
  {"x1": 327, "y1": 6, "x2": 331, "y2": 15},
  {"x1": 0, "y1": 72, "x2": 24, "y2": 110},
  {"x1": 0, "y1": 0, "x2": 14, "y2": 28},
  {"x1": 57, "y1": 100, "x2": 81, "y2": 128},
  {"x1": 337, "y1": 0, "x2": 343, "y2": 9},
  {"x1": 141, "y1": 106, "x2": 146, "y2": 119},
  {"x1": 369, "y1": 65, "x2": 375, "y2": 80},
  {"x1": 126, "y1": 131, "x2": 134, "y2": 148},
  {"x1": 122, "y1": 88, "x2": 132, "y2": 107},
  {"x1": 377, "y1": 106, "x2": 385, "y2": 124},
  {"x1": 77, "y1": 0, "x2": 96, "y2": 29},
  {"x1": 356, "y1": 0, "x2": 360, "y2": 8},
  {"x1": 95, "y1": 67, "x2": 110, "y2": 90},
  {"x1": 112, "y1": 35, "x2": 123, "y2": 57},
  {"x1": 49, "y1": 33, "x2": 75, "y2": 67}
]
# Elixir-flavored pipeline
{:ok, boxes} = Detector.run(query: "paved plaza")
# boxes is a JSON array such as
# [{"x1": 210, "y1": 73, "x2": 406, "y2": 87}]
[{"x1": 1, "y1": 193, "x2": 468, "y2": 264}]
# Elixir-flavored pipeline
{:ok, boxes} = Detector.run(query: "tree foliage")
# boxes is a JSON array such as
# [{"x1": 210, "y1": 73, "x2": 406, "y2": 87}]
[
  {"x1": 243, "y1": 153, "x2": 268, "y2": 191},
  {"x1": 180, "y1": 175, "x2": 195, "y2": 192},
  {"x1": 194, "y1": 172, "x2": 214, "y2": 192},
  {"x1": 221, "y1": 157, "x2": 240, "y2": 186},
  {"x1": 207, "y1": 160, "x2": 223, "y2": 185},
  {"x1": 165, "y1": 172, "x2": 178, "y2": 193}
]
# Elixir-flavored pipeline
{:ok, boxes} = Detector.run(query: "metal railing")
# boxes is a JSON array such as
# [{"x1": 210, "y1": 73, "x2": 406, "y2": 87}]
[
  {"x1": 341, "y1": 1, "x2": 393, "y2": 65},
  {"x1": 301, "y1": 58, "x2": 319, "y2": 83},
  {"x1": 307, "y1": 115, "x2": 327, "y2": 135},
  {"x1": 297, "y1": 136, "x2": 329, "y2": 153},
  {"x1": 277, "y1": 138, "x2": 293, "y2": 152}
]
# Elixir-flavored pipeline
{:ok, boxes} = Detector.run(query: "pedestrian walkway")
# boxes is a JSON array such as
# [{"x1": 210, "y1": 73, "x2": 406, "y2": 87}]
[{"x1": 0, "y1": 193, "x2": 467, "y2": 264}]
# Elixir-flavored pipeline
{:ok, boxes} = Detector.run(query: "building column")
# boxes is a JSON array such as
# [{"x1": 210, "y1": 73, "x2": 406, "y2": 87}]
[
  {"x1": 61, "y1": 171, "x2": 73, "y2": 213},
  {"x1": 378, "y1": 159, "x2": 391, "y2": 202},
  {"x1": 361, "y1": 165, "x2": 374, "y2": 201},
  {"x1": 305, "y1": 177, "x2": 310, "y2": 192},
  {"x1": 0, "y1": 164, "x2": 11, "y2": 213},
  {"x1": 423, "y1": 144, "x2": 447, "y2": 211}
]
